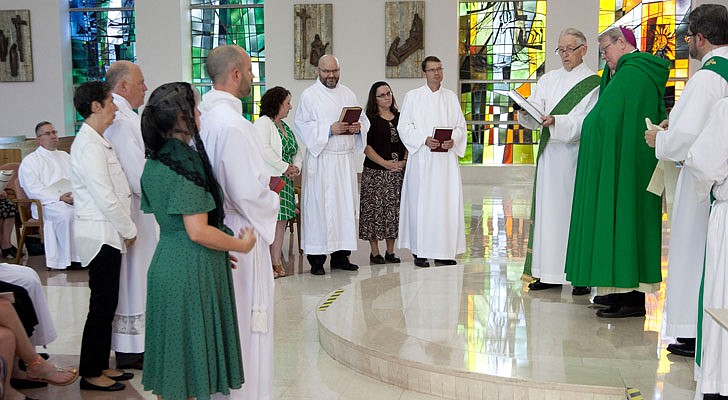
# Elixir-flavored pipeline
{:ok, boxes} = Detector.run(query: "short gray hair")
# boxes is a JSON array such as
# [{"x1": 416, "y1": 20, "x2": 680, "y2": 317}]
[
  {"x1": 105, "y1": 60, "x2": 134, "y2": 90},
  {"x1": 560, "y1": 28, "x2": 587, "y2": 46},
  {"x1": 598, "y1": 26, "x2": 623, "y2": 43}
]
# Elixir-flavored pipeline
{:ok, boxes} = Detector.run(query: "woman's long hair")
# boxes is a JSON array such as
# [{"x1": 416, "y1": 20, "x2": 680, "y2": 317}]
[
  {"x1": 140, "y1": 82, "x2": 225, "y2": 227},
  {"x1": 365, "y1": 81, "x2": 398, "y2": 119}
]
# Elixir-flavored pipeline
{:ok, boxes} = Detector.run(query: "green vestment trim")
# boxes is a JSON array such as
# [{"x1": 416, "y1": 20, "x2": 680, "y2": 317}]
[
  {"x1": 701, "y1": 56, "x2": 728, "y2": 82},
  {"x1": 522, "y1": 74, "x2": 600, "y2": 279}
]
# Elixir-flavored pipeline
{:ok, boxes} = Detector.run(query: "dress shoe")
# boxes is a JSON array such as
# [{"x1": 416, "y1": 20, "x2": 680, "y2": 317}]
[
  {"x1": 310, "y1": 266, "x2": 325, "y2": 275},
  {"x1": 384, "y1": 252, "x2": 400, "y2": 263},
  {"x1": 677, "y1": 337, "x2": 692, "y2": 344},
  {"x1": 414, "y1": 257, "x2": 430, "y2": 268},
  {"x1": 106, "y1": 371, "x2": 134, "y2": 381},
  {"x1": 67, "y1": 261, "x2": 84, "y2": 270},
  {"x1": 369, "y1": 253, "x2": 385, "y2": 264},
  {"x1": 596, "y1": 304, "x2": 646, "y2": 318},
  {"x1": 80, "y1": 378, "x2": 126, "y2": 391},
  {"x1": 572, "y1": 286, "x2": 591, "y2": 296},
  {"x1": 434, "y1": 259, "x2": 457, "y2": 266},
  {"x1": 593, "y1": 293, "x2": 620, "y2": 306},
  {"x1": 667, "y1": 341, "x2": 695, "y2": 357},
  {"x1": 331, "y1": 261, "x2": 359, "y2": 271},
  {"x1": 528, "y1": 279, "x2": 562, "y2": 291},
  {"x1": 704, "y1": 394, "x2": 728, "y2": 399},
  {"x1": 117, "y1": 358, "x2": 144, "y2": 370}
]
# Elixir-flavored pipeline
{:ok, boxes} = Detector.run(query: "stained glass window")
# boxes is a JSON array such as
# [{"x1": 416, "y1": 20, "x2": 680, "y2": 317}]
[
  {"x1": 70, "y1": 0, "x2": 135, "y2": 125},
  {"x1": 458, "y1": 1, "x2": 546, "y2": 165},
  {"x1": 191, "y1": 0, "x2": 265, "y2": 121},
  {"x1": 599, "y1": 0, "x2": 690, "y2": 109}
]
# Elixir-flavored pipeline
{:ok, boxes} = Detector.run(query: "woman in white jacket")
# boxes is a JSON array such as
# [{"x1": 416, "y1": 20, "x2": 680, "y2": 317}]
[{"x1": 254, "y1": 86, "x2": 302, "y2": 278}]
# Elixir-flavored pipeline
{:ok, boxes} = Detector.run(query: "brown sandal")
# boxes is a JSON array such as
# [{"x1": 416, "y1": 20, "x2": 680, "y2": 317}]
[
  {"x1": 273, "y1": 264, "x2": 286, "y2": 278},
  {"x1": 25, "y1": 356, "x2": 79, "y2": 386}
]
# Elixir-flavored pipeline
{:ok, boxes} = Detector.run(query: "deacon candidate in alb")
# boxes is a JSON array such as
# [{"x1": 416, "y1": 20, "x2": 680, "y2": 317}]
[
  {"x1": 397, "y1": 55, "x2": 466, "y2": 268},
  {"x1": 294, "y1": 54, "x2": 370, "y2": 276},
  {"x1": 684, "y1": 97, "x2": 728, "y2": 400},
  {"x1": 103, "y1": 60, "x2": 158, "y2": 370},
  {"x1": 199, "y1": 44, "x2": 279, "y2": 400},
  {"x1": 18, "y1": 121, "x2": 80, "y2": 270},
  {"x1": 644, "y1": 3, "x2": 728, "y2": 358},
  {"x1": 519, "y1": 28, "x2": 599, "y2": 295},
  {"x1": 564, "y1": 27, "x2": 669, "y2": 318}
]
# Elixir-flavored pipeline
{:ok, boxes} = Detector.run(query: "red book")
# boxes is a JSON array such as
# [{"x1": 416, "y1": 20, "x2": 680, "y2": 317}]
[
  {"x1": 431, "y1": 127, "x2": 453, "y2": 152},
  {"x1": 269, "y1": 176, "x2": 285, "y2": 194},
  {"x1": 338, "y1": 107, "x2": 362, "y2": 135}
]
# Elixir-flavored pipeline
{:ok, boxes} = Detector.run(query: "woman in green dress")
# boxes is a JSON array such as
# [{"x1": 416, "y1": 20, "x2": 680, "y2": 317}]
[
  {"x1": 254, "y1": 86, "x2": 302, "y2": 278},
  {"x1": 139, "y1": 82, "x2": 257, "y2": 400}
]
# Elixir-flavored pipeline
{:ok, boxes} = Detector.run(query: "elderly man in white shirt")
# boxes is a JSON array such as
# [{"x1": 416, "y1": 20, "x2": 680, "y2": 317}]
[{"x1": 18, "y1": 121, "x2": 80, "y2": 270}]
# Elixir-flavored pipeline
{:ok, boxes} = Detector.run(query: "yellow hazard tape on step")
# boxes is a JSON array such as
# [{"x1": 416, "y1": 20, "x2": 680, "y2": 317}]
[
  {"x1": 626, "y1": 387, "x2": 643, "y2": 400},
  {"x1": 318, "y1": 289, "x2": 345, "y2": 311}
]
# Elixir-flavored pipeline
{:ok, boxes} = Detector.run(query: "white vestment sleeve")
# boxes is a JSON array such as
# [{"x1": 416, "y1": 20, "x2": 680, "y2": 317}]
[
  {"x1": 450, "y1": 94, "x2": 468, "y2": 158},
  {"x1": 294, "y1": 90, "x2": 329, "y2": 157},
  {"x1": 105, "y1": 119, "x2": 145, "y2": 195},
  {"x1": 685, "y1": 100, "x2": 728, "y2": 199},
  {"x1": 656, "y1": 70, "x2": 725, "y2": 162},
  {"x1": 398, "y1": 91, "x2": 428, "y2": 155},
  {"x1": 218, "y1": 126, "x2": 279, "y2": 245},
  {"x1": 18, "y1": 157, "x2": 59, "y2": 204},
  {"x1": 551, "y1": 87, "x2": 599, "y2": 143}
]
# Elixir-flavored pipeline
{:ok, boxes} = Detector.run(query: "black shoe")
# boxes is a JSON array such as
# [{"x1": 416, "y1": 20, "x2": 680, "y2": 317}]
[
  {"x1": 384, "y1": 252, "x2": 400, "y2": 263},
  {"x1": 10, "y1": 377, "x2": 48, "y2": 389},
  {"x1": 596, "y1": 304, "x2": 646, "y2": 318},
  {"x1": 414, "y1": 257, "x2": 430, "y2": 267},
  {"x1": 1, "y1": 246, "x2": 16, "y2": 258},
  {"x1": 369, "y1": 253, "x2": 385, "y2": 265},
  {"x1": 704, "y1": 394, "x2": 728, "y2": 399},
  {"x1": 116, "y1": 359, "x2": 144, "y2": 370},
  {"x1": 106, "y1": 371, "x2": 134, "y2": 381},
  {"x1": 676, "y1": 337, "x2": 692, "y2": 344},
  {"x1": 434, "y1": 259, "x2": 457, "y2": 266},
  {"x1": 80, "y1": 378, "x2": 126, "y2": 391},
  {"x1": 528, "y1": 279, "x2": 562, "y2": 291},
  {"x1": 67, "y1": 262, "x2": 84, "y2": 270},
  {"x1": 572, "y1": 286, "x2": 591, "y2": 296},
  {"x1": 667, "y1": 341, "x2": 695, "y2": 357},
  {"x1": 310, "y1": 266, "x2": 325, "y2": 275},
  {"x1": 593, "y1": 293, "x2": 620, "y2": 306},
  {"x1": 331, "y1": 261, "x2": 359, "y2": 271}
]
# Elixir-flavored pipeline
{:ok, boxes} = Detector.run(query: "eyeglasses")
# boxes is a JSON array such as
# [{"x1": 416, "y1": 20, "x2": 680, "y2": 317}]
[
  {"x1": 376, "y1": 91, "x2": 392, "y2": 99},
  {"x1": 685, "y1": 33, "x2": 694, "y2": 43},
  {"x1": 319, "y1": 68, "x2": 339, "y2": 74},
  {"x1": 554, "y1": 44, "x2": 584, "y2": 56},
  {"x1": 38, "y1": 130, "x2": 58, "y2": 137},
  {"x1": 599, "y1": 41, "x2": 615, "y2": 56},
  {"x1": 425, "y1": 67, "x2": 443, "y2": 73}
]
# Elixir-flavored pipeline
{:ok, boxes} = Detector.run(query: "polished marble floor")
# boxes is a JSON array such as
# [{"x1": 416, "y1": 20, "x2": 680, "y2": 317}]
[{"x1": 13, "y1": 183, "x2": 693, "y2": 400}]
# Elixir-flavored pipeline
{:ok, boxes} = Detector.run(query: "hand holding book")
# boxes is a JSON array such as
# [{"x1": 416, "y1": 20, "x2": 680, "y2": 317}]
[
  {"x1": 429, "y1": 127, "x2": 453, "y2": 152},
  {"x1": 334, "y1": 106, "x2": 363, "y2": 135}
]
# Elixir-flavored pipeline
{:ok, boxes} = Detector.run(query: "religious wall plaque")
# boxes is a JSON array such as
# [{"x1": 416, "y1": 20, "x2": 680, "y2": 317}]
[
  {"x1": 294, "y1": 4, "x2": 333, "y2": 80},
  {"x1": 0, "y1": 10, "x2": 33, "y2": 82},
  {"x1": 385, "y1": 2, "x2": 424, "y2": 78}
]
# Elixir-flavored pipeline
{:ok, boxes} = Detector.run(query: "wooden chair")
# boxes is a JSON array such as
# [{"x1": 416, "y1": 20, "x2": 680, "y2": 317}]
[
  {"x1": 286, "y1": 181, "x2": 302, "y2": 255},
  {"x1": 1, "y1": 163, "x2": 44, "y2": 264}
]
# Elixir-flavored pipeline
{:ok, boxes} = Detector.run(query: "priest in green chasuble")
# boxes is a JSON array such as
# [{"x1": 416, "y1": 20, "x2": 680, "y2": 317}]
[{"x1": 564, "y1": 26, "x2": 670, "y2": 318}]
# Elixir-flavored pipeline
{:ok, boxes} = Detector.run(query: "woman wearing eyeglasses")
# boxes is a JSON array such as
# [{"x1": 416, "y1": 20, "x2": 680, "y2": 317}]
[{"x1": 359, "y1": 81, "x2": 407, "y2": 265}]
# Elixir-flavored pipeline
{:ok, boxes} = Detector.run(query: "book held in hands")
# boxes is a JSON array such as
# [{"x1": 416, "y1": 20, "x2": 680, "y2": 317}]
[
  {"x1": 338, "y1": 106, "x2": 362, "y2": 124},
  {"x1": 431, "y1": 127, "x2": 453, "y2": 152}
]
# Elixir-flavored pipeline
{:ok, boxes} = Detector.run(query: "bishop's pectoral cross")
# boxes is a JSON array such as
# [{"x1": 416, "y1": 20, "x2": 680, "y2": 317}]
[{"x1": 296, "y1": 7, "x2": 312, "y2": 59}]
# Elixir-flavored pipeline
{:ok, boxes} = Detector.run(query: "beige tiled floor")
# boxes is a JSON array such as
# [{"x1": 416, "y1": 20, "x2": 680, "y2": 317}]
[{"x1": 13, "y1": 183, "x2": 692, "y2": 399}]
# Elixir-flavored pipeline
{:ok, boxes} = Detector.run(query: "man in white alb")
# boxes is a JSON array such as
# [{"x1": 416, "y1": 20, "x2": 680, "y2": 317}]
[
  {"x1": 519, "y1": 28, "x2": 599, "y2": 296},
  {"x1": 645, "y1": 4, "x2": 728, "y2": 358},
  {"x1": 103, "y1": 60, "x2": 158, "y2": 370},
  {"x1": 199, "y1": 44, "x2": 279, "y2": 400},
  {"x1": 294, "y1": 54, "x2": 370, "y2": 275},
  {"x1": 397, "y1": 55, "x2": 466, "y2": 268},
  {"x1": 18, "y1": 121, "x2": 80, "y2": 270}
]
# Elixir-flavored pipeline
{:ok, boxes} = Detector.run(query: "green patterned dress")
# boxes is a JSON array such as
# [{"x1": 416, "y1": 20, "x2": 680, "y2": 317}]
[
  {"x1": 277, "y1": 120, "x2": 298, "y2": 221},
  {"x1": 140, "y1": 139, "x2": 243, "y2": 400}
]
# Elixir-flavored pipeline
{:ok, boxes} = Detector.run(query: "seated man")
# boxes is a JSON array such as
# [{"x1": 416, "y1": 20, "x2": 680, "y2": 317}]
[{"x1": 18, "y1": 121, "x2": 80, "y2": 270}]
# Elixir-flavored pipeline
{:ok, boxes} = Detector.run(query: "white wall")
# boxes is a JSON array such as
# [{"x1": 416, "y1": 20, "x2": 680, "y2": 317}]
[
  {"x1": 265, "y1": 0, "x2": 459, "y2": 118},
  {"x1": 0, "y1": 0, "x2": 72, "y2": 137}
]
